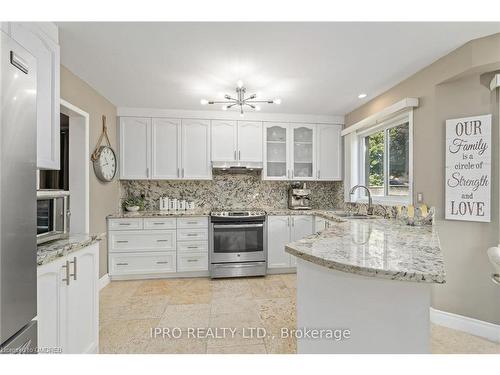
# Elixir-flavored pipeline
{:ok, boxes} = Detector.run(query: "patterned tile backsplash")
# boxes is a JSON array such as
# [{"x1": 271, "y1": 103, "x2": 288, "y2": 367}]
[{"x1": 120, "y1": 170, "x2": 344, "y2": 211}]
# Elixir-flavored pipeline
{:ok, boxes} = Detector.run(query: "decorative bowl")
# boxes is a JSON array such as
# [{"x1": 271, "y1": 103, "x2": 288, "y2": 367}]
[{"x1": 125, "y1": 205, "x2": 140, "y2": 212}]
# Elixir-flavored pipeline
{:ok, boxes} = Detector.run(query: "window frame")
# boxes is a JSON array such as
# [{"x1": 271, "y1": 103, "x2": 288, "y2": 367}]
[{"x1": 354, "y1": 110, "x2": 414, "y2": 205}]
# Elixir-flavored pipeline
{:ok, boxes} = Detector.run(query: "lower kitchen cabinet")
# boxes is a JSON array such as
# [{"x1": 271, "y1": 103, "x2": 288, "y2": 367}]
[
  {"x1": 37, "y1": 242, "x2": 99, "y2": 354},
  {"x1": 267, "y1": 215, "x2": 314, "y2": 271},
  {"x1": 107, "y1": 216, "x2": 209, "y2": 279}
]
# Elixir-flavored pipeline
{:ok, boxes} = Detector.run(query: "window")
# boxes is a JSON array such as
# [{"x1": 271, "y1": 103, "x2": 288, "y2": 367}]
[{"x1": 356, "y1": 113, "x2": 412, "y2": 203}]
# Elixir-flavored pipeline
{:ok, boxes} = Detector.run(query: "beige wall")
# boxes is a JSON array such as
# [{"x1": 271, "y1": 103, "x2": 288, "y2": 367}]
[
  {"x1": 60, "y1": 65, "x2": 119, "y2": 278},
  {"x1": 345, "y1": 33, "x2": 500, "y2": 324}
]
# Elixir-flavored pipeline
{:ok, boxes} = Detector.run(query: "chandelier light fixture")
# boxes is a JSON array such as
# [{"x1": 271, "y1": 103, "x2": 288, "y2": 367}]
[{"x1": 200, "y1": 80, "x2": 281, "y2": 116}]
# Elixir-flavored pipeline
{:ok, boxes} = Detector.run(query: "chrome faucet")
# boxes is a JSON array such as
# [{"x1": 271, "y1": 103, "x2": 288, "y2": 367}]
[{"x1": 349, "y1": 185, "x2": 374, "y2": 215}]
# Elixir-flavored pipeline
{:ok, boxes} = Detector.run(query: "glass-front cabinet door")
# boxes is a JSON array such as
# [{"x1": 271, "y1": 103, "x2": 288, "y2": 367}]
[
  {"x1": 291, "y1": 124, "x2": 315, "y2": 180},
  {"x1": 264, "y1": 122, "x2": 289, "y2": 180}
]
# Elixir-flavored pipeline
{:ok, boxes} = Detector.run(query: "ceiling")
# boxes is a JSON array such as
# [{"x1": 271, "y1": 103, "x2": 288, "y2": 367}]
[{"x1": 57, "y1": 22, "x2": 500, "y2": 116}]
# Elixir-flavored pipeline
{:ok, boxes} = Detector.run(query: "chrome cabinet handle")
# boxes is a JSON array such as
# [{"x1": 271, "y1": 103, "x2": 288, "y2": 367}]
[
  {"x1": 292, "y1": 217, "x2": 295, "y2": 227},
  {"x1": 70, "y1": 257, "x2": 77, "y2": 281},
  {"x1": 116, "y1": 240, "x2": 129, "y2": 243},
  {"x1": 187, "y1": 221, "x2": 198, "y2": 224},
  {"x1": 156, "y1": 239, "x2": 169, "y2": 242},
  {"x1": 318, "y1": 170, "x2": 320, "y2": 179},
  {"x1": 187, "y1": 246, "x2": 199, "y2": 249},
  {"x1": 182, "y1": 168, "x2": 185, "y2": 178},
  {"x1": 62, "y1": 260, "x2": 70, "y2": 286},
  {"x1": 156, "y1": 261, "x2": 169, "y2": 264},
  {"x1": 153, "y1": 222, "x2": 165, "y2": 225},
  {"x1": 239, "y1": 150, "x2": 241, "y2": 160},
  {"x1": 187, "y1": 259, "x2": 198, "y2": 263},
  {"x1": 116, "y1": 262, "x2": 129, "y2": 266},
  {"x1": 287, "y1": 217, "x2": 290, "y2": 227},
  {"x1": 118, "y1": 223, "x2": 131, "y2": 226},
  {"x1": 186, "y1": 233, "x2": 198, "y2": 237},
  {"x1": 177, "y1": 168, "x2": 180, "y2": 177},
  {"x1": 234, "y1": 150, "x2": 237, "y2": 160},
  {"x1": 146, "y1": 168, "x2": 149, "y2": 178}
]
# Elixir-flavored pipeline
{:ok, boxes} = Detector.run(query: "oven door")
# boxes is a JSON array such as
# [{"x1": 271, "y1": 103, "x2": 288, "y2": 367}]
[{"x1": 210, "y1": 222, "x2": 267, "y2": 263}]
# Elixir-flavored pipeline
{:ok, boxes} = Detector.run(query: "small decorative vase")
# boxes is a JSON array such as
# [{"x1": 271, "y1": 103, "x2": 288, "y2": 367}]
[{"x1": 125, "y1": 205, "x2": 140, "y2": 212}]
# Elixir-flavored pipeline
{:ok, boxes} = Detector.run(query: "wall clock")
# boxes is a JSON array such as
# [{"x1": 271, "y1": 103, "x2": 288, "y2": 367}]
[
  {"x1": 91, "y1": 115, "x2": 117, "y2": 182},
  {"x1": 93, "y1": 145, "x2": 117, "y2": 182}
]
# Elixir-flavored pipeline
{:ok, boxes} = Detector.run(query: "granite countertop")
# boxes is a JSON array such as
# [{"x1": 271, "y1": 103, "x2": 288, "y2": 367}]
[
  {"x1": 285, "y1": 214, "x2": 445, "y2": 284},
  {"x1": 107, "y1": 209, "x2": 211, "y2": 218},
  {"x1": 37, "y1": 233, "x2": 104, "y2": 266}
]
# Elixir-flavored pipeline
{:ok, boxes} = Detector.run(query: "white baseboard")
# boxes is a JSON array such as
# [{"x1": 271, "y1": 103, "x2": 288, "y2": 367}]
[
  {"x1": 430, "y1": 307, "x2": 500, "y2": 343},
  {"x1": 99, "y1": 274, "x2": 110, "y2": 290}
]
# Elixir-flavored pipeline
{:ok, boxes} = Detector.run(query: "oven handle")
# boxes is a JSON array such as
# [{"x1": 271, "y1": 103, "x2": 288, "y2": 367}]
[{"x1": 213, "y1": 224, "x2": 264, "y2": 229}]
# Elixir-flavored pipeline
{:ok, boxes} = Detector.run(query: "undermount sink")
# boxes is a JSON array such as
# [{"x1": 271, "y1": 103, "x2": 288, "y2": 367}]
[{"x1": 334, "y1": 212, "x2": 377, "y2": 219}]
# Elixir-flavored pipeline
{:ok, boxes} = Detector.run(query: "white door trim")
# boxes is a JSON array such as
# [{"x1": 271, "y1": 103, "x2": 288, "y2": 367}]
[
  {"x1": 60, "y1": 99, "x2": 90, "y2": 234},
  {"x1": 430, "y1": 307, "x2": 500, "y2": 343}
]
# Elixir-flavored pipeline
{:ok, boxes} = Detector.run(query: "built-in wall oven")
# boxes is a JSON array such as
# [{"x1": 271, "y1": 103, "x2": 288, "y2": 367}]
[
  {"x1": 209, "y1": 211, "x2": 267, "y2": 278},
  {"x1": 37, "y1": 190, "x2": 70, "y2": 245}
]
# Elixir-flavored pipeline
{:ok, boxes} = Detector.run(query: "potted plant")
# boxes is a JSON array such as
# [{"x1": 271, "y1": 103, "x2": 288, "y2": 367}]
[{"x1": 122, "y1": 196, "x2": 145, "y2": 212}]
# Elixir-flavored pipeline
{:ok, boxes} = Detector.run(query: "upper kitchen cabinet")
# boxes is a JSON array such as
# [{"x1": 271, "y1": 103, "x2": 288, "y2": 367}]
[
  {"x1": 237, "y1": 121, "x2": 263, "y2": 162},
  {"x1": 119, "y1": 117, "x2": 211, "y2": 180},
  {"x1": 211, "y1": 120, "x2": 262, "y2": 162},
  {"x1": 264, "y1": 122, "x2": 289, "y2": 180},
  {"x1": 316, "y1": 124, "x2": 342, "y2": 180},
  {"x1": 181, "y1": 119, "x2": 211, "y2": 179},
  {"x1": 211, "y1": 120, "x2": 237, "y2": 161},
  {"x1": 151, "y1": 118, "x2": 181, "y2": 179},
  {"x1": 119, "y1": 117, "x2": 151, "y2": 179},
  {"x1": 8, "y1": 22, "x2": 60, "y2": 170},
  {"x1": 290, "y1": 124, "x2": 316, "y2": 180}
]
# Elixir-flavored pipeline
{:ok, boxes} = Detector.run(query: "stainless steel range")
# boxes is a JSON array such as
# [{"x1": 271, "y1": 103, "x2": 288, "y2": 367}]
[{"x1": 209, "y1": 210, "x2": 267, "y2": 278}]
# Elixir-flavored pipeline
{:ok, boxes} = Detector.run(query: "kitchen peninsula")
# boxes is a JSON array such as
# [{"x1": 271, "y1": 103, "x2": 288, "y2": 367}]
[{"x1": 286, "y1": 216, "x2": 445, "y2": 354}]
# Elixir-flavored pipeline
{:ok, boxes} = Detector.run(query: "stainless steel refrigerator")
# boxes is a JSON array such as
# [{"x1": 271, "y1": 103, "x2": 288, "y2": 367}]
[{"x1": 0, "y1": 30, "x2": 37, "y2": 353}]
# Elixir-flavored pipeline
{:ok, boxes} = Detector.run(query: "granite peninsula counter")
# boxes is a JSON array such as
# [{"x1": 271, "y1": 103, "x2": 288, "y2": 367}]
[
  {"x1": 285, "y1": 214, "x2": 445, "y2": 354},
  {"x1": 37, "y1": 233, "x2": 104, "y2": 266}
]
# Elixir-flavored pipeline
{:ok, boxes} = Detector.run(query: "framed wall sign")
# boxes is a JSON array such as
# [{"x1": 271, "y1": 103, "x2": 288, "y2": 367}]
[{"x1": 445, "y1": 114, "x2": 491, "y2": 222}]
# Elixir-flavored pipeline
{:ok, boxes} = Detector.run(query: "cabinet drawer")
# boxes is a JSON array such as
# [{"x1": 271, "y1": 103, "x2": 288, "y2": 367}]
[
  {"x1": 177, "y1": 252, "x2": 208, "y2": 272},
  {"x1": 144, "y1": 218, "x2": 177, "y2": 230},
  {"x1": 177, "y1": 241, "x2": 208, "y2": 253},
  {"x1": 108, "y1": 218, "x2": 143, "y2": 231},
  {"x1": 177, "y1": 228, "x2": 208, "y2": 241},
  {"x1": 110, "y1": 252, "x2": 176, "y2": 275},
  {"x1": 177, "y1": 217, "x2": 208, "y2": 229},
  {"x1": 109, "y1": 230, "x2": 176, "y2": 253}
]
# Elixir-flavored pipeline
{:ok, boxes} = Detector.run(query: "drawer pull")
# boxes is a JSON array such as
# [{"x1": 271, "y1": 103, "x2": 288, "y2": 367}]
[
  {"x1": 116, "y1": 240, "x2": 129, "y2": 243},
  {"x1": 116, "y1": 262, "x2": 129, "y2": 266},
  {"x1": 156, "y1": 239, "x2": 169, "y2": 242},
  {"x1": 187, "y1": 246, "x2": 199, "y2": 249},
  {"x1": 156, "y1": 261, "x2": 169, "y2": 264},
  {"x1": 187, "y1": 259, "x2": 198, "y2": 262},
  {"x1": 186, "y1": 233, "x2": 198, "y2": 237},
  {"x1": 153, "y1": 222, "x2": 165, "y2": 225},
  {"x1": 119, "y1": 223, "x2": 131, "y2": 226},
  {"x1": 187, "y1": 221, "x2": 198, "y2": 224}
]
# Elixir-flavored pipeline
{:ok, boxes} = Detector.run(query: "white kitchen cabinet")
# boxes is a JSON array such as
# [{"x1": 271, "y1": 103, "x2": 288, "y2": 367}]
[
  {"x1": 9, "y1": 22, "x2": 60, "y2": 170},
  {"x1": 65, "y1": 244, "x2": 99, "y2": 354},
  {"x1": 291, "y1": 124, "x2": 316, "y2": 180},
  {"x1": 211, "y1": 120, "x2": 237, "y2": 161},
  {"x1": 119, "y1": 117, "x2": 211, "y2": 180},
  {"x1": 268, "y1": 215, "x2": 314, "y2": 270},
  {"x1": 268, "y1": 216, "x2": 291, "y2": 268},
  {"x1": 264, "y1": 122, "x2": 290, "y2": 180},
  {"x1": 151, "y1": 118, "x2": 181, "y2": 179},
  {"x1": 211, "y1": 120, "x2": 262, "y2": 162},
  {"x1": 107, "y1": 216, "x2": 209, "y2": 279},
  {"x1": 181, "y1": 119, "x2": 211, "y2": 179},
  {"x1": 316, "y1": 124, "x2": 342, "y2": 180},
  {"x1": 37, "y1": 256, "x2": 67, "y2": 352},
  {"x1": 37, "y1": 243, "x2": 99, "y2": 354},
  {"x1": 237, "y1": 121, "x2": 263, "y2": 162},
  {"x1": 119, "y1": 117, "x2": 151, "y2": 179}
]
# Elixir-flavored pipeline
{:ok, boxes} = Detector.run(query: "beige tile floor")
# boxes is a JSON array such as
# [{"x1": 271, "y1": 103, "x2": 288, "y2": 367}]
[{"x1": 99, "y1": 274, "x2": 500, "y2": 354}]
